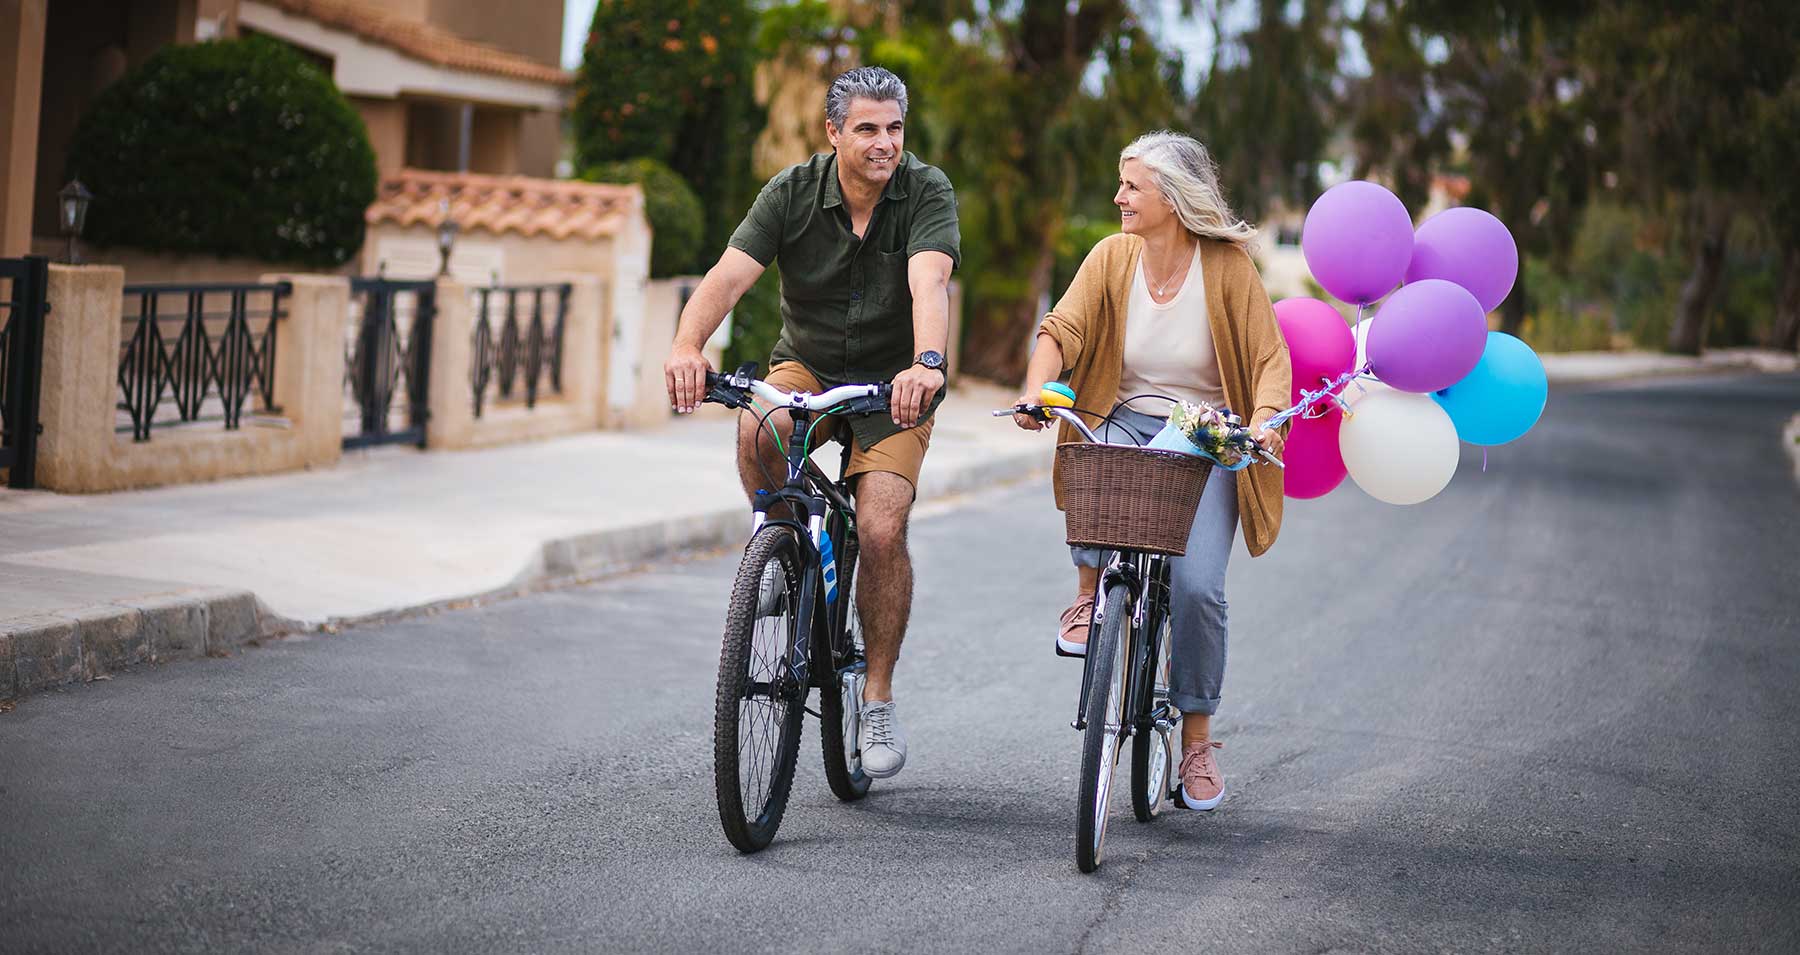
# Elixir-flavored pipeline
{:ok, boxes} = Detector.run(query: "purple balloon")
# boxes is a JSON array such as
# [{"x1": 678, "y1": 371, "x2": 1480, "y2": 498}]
[
  {"x1": 1367, "y1": 279, "x2": 1488, "y2": 393},
  {"x1": 1301, "y1": 181, "x2": 1415, "y2": 306},
  {"x1": 1405, "y1": 207, "x2": 1519, "y2": 313}
]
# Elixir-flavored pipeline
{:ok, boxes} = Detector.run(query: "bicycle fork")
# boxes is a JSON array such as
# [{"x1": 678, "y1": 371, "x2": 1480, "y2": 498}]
[{"x1": 1072, "y1": 555, "x2": 1145, "y2": 731}]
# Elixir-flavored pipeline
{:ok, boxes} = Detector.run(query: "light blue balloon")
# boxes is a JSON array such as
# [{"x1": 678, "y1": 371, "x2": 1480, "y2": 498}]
[{"x1": 1431, "y1": 332, "x2": 1547, "y2": 446}]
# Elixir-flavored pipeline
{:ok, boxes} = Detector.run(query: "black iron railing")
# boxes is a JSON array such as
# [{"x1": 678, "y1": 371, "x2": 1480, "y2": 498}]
[
  {"x1": 471, "y1": 283, "x2": 570, "y2": 418},
  {"x1": 0, "y1": 256, "x2": 49, "y2": 488},
  {"x1": 117, "y1": 282, "x2": 289, "y2": 442},
  {"x1": 344, "y1": 278, "x2": 435, "y2": 449}
]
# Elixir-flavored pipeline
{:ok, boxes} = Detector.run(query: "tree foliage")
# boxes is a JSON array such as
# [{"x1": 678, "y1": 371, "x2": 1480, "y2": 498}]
[
  {"x1": 572, "y1": 0, "x2": 766, "y2": 271},
  {"x1": 581, "y1": 158, "x2": 704, "y2": 279}
]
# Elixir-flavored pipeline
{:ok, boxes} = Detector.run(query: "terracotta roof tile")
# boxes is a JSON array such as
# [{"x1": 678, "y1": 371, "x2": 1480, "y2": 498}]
[
  {"x1": 264, "y1": 0, "x2": 571, "y2": 86},
  {"x1": 366, "y1": 169, "x2": 642, "y2": 241}
]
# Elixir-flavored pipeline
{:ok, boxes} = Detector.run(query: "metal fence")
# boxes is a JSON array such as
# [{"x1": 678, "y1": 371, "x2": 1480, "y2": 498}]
[
  {"x1": 344, "y1": 278, "x2": 435, "y2": 449},
  {"x1": 117, "y1": 282, "x2": 289, "y2": 442},
  {"x1": 0, "y1": 256, "x2": 49, "y2": 487},
  {"x1": 471, "y1": 283, "x2": 570, "y2": 418}
]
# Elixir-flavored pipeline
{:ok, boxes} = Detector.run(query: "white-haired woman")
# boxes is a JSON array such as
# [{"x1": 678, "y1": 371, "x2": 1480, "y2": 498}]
[{"x1": 1013, "y1": 131, "x2": 1291, "y2": 811}]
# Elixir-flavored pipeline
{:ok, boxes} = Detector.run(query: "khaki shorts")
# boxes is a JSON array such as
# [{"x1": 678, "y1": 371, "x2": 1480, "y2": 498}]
[{"x1": 762, "y1": 361, "x2": 933, "y2": 490}]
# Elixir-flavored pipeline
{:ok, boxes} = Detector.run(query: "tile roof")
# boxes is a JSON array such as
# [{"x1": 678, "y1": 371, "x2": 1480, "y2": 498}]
[
  {"x1": 263, "y1": 0, "x2": 572, "y2": 86},
  {"x1": 366, "y1": 169, "x2": 643, "y2": 241}
]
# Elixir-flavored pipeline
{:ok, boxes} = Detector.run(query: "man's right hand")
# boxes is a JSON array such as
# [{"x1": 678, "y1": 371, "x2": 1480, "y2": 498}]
[{"x1": 665, "y1": 344, "x2": 712, "y2": 414}]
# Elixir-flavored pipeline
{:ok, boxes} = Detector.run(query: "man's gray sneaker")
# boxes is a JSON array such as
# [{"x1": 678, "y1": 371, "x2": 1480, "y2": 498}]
[
  {"x1": 756, "y1": 566, "x2": 788, "y2": 617},
  {"x1": 859, "y1": 699, "x2": 907, "y2": 778}
]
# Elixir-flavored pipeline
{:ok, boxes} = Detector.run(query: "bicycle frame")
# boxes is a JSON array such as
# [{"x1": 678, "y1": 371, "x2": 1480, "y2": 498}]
[
  {"x1": 1073, "y1": 549, "x2": 1175, "y2": 736},
  {"x1": 748, "y1": 406, "x2": 862, "y2": 698}
]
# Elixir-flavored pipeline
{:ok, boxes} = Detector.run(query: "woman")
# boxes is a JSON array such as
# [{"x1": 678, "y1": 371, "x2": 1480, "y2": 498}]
[{"x1": 1013, "y1": 130, "x2": 1290, "y2": 811}]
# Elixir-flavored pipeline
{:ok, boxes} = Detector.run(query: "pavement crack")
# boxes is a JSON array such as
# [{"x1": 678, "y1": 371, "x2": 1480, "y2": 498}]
[{"x1": 1073, "y1": 847, "x2": 1148, "y2": 955}]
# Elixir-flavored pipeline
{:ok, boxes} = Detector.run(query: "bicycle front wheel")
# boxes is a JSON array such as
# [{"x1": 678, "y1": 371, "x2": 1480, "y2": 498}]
[
  {"x1": 714, "y1": 526, "x2": 807, "y2": 853},
  {"x1": 1076, "y1": 582, "x2": 1132, "y2": 873}
]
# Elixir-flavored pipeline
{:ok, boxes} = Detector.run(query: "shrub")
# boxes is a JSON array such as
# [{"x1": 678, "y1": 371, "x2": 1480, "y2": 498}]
[
  {"x1": 582, "y1": 158, "x2": 705, "y2": 278},
  {"x1": 63, "y1": 35, "x2": 377, "y2": 267}
]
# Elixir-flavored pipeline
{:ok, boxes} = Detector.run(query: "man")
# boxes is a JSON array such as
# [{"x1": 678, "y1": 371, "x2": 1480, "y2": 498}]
[{"x1": 664, "y1": 67, "x2": 960, "y2": 779}]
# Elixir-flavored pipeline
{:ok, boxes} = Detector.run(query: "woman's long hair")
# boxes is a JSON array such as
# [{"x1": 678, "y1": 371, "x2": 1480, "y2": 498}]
[{"x1": 1120, "y1": 131, "x2": 1257, "y2": 248}]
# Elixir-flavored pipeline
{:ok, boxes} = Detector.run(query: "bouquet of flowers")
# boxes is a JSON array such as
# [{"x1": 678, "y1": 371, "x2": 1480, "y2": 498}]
[{"x1": 1148, "y1": 400, "x2": 1253, "y2": 469}]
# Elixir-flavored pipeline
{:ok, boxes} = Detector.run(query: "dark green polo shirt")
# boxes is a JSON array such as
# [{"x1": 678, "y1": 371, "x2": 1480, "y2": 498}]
[{"x1": 728, "y1": 151, "x2": 960, "y2": 449}]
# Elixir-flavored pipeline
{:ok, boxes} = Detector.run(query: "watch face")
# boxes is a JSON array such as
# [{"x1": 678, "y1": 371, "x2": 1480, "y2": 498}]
[{"x1": 917, "y1": 350, "x2": 944, "y2": 369}]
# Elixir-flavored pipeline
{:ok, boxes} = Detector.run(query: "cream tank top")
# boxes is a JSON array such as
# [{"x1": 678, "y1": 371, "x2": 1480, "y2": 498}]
[{"x1": 1115, "y1": 242, "x2": 1226, "y2": 418}]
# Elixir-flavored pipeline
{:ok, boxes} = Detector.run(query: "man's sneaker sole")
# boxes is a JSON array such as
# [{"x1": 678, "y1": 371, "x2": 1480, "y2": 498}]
[
  {"x1": 861, "y1": 757, "x2": 905, "y2": 779},
  {"x1": 1178, "y1": 784, "x2": 1224, "y2": 811}
]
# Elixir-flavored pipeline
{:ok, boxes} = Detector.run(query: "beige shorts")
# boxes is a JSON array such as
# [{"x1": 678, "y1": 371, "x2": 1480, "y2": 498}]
[{"x1": 762, "y1": 361, "x2": 933, "y2": 489}]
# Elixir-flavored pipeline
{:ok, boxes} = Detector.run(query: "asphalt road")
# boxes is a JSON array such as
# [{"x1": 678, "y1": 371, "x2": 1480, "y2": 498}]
[{"x1": 3, "y1": 372, "x2": 1797, "y2": 954}]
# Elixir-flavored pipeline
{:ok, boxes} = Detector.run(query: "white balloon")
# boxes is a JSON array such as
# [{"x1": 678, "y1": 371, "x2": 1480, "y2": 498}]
[
  {"x1": 1340, "y1": 388, "x2": 1460, "y2": 505},
  {"x1": 1343, "y1": 375, "x2": 1391, "y2": 410},
  {"x1": 1352, "y1": 316, "x2": 1375, "y2": 373}
]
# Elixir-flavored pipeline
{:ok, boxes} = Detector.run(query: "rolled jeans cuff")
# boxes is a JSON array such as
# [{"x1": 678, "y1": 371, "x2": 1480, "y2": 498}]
[{"x1": 1170, "y1": 690, "x2": 1220, "y2": 716}]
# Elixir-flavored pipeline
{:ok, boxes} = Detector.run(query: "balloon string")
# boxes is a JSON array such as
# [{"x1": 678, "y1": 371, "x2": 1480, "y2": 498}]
[
  {"x1": 1264, "y1": 362, "x2": 1371, "y2": 432},
  {"x1": 1482, "y1": 447, "x2": 1488, "y2": 472}
]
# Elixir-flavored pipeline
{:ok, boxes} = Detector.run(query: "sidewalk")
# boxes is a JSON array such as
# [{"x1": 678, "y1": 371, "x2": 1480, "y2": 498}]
[
  {"x1": 3, "y1": 352, "x2": 1796, "y2": 704},
  {"x1": 0, "y1": 382, "x2": 1049, "y2": 703}
]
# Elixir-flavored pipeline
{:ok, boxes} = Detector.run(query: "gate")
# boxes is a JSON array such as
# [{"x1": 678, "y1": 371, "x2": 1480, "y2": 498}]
[
  {"x1": 0, "y1": 256, "x2": 48, "y2": 488},
  {"x1": 344, "y1": 277, "x2": 435, "y2": 449}
]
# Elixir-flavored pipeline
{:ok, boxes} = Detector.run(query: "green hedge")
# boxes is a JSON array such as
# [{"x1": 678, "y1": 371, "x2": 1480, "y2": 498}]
[
  {"x1": 64, "y1": 36, "x2": 376, "y2": 267},
  {"x1": 582, "y1": 158, "x2": 704, "y2": 278}
]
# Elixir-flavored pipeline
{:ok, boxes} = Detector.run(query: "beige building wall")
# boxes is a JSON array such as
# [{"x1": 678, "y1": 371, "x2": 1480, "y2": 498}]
[
  {"x1": 354, "y1": 97, "x2": 408, "y2": 179},
  {"x1": 1, "y1": 0, "x2": 48, "y2": 257},
  {"x1": 426, "y1": 0, "x2": 562, "y2": 70}
]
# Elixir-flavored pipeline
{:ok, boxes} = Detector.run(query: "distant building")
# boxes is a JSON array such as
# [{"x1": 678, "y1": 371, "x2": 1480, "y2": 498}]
[{"x1": 1, "y1": 0, "x2": 571, "y2": 258}]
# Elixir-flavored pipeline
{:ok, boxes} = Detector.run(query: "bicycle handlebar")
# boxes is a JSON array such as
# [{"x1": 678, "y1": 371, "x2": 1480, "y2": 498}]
[
  {"x1": 706, "y1": 369, "x2": 891, "y2": 413},
  {"x1": 994, "y1": 402, "x2": 1284, "y2": 468}
]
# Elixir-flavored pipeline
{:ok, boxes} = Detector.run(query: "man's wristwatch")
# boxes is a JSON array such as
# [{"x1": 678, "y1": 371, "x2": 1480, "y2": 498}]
[{"x1": 913, "y1": 350, "x2": 946, "y2": 375}]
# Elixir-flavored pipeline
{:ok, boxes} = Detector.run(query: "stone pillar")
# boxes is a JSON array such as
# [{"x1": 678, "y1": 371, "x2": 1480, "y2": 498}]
[
  {"x1": 425, "y1": 276, "x2": 474, "y2": 450},
  {"x1": 34, "y1": 263, "x2": 124, "y2": 491},
  {"x1": 0, "y1": 0, "x2": 48, "y2": 257},
  {"x1": 552, "y1": 272, "x2": 606, "y2": 430},
  {"x1": 263, "y1": 273, "x2": 349, "y2": 471}
]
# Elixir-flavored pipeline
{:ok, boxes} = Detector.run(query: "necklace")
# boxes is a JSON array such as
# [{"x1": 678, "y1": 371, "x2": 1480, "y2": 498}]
[{"x1": 1144, "y1": 242, "x2": 1194, "y2": 298}]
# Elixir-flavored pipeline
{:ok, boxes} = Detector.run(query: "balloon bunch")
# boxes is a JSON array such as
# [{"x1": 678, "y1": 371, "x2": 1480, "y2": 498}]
[{"x1": 1270, "y1": 182, "x2": 1549, "y2": 505}]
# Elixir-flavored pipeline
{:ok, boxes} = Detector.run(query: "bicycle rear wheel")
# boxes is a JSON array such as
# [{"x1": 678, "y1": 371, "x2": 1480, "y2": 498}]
[
  {"x1": 818, "y1": 549, "x2": 872, "y2": 802},
  {"x1": 1076, "y1": 582, "x2": 1131, "y2": 873},
  {"x1": 714, "y1": 526, "x2": 807, "y2": 853},
  {"x1": 1131, "y1": 607, "x2": 1178, "y2": 822}
]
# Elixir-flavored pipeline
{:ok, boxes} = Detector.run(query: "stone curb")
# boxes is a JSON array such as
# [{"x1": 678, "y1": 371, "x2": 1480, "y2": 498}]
[
  {"x1": 1, "y1": 587, "x2": 265, "y2": 706},
  {"x1": 0, "y1": 443, "x2": 1052, "y2": 707}
]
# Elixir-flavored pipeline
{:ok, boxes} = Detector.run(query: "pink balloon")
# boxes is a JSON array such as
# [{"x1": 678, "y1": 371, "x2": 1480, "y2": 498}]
[
  {"x1": 1283, "y1": 408, "x2": 1348, "y2": 500},
  {"x1": 1274, "y1": 297, "x2": 1355, "y2": 405},
  {"x1": 1405, "y1": 207, "x2": 1519, "y2": 313},
  {"x1": 1301, "y1": 181, "x2": 1415, "y2": 306},
  {"x1": 1367, "y1": 279, "x2": 1488, "y2": 393}
]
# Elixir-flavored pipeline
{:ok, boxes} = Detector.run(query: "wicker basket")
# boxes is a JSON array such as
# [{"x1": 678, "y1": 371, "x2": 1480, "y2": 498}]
[{"x1": 1056, "y1": 443, "x2": 1215, "y2": 556}]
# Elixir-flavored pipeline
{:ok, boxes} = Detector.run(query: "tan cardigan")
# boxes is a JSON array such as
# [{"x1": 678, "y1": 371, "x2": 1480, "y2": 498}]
[{"x1": 1038, "y1": 233, "x2": 1292, "y2": 557}]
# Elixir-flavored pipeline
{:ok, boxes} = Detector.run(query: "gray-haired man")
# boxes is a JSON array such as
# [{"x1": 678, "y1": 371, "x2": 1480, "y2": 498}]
[{"x1": 665, "y1": 67, "x2": 961, "y2": 779}]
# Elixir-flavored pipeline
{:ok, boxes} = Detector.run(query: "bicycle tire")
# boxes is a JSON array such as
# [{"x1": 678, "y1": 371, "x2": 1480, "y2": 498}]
[
  {"x1": 818, "y1": 543, "x2": 872, "y2": 802},
  {"x1": 714, "y1": 526, "x2": 807, "y2": 853},
  {"x1": 1076, "y1": 582, "x2": 1132, "y2": 873},
  {"x1": 1131, "y1": 608, "x2": 1177, "y2": 822}
]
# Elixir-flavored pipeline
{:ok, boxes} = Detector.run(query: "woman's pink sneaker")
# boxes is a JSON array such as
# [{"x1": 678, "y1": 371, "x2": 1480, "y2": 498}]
[
  {"x1": 1056, "y1": 593, "x2": 1096, "y2": 656},
  {"x1": 1178, "y1": 740, "x2": 1225, "y2": 810}
]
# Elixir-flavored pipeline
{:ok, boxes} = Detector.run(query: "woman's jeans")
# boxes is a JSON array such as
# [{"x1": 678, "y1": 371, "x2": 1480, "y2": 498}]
[{"x1": 1071, "y1": 404, "x2": 1239, "y2": 716}]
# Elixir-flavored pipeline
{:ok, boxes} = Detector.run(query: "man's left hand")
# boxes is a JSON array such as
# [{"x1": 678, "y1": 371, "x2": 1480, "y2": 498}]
[{"x1": 891, "y1": 365, "x2": 945, "y2": 429}]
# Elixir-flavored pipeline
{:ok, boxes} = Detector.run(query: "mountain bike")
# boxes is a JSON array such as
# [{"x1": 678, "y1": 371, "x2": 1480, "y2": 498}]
[
  {"x1": 703, "y1": 364, "x2": 892, "y2": 853},
  {"x1": 999, "y1": 388, "x2": 1277, "y2": 872}
]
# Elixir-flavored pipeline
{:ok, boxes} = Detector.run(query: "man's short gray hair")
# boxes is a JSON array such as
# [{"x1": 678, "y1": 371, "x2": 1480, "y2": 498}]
[{"x1": 825, "y1": 66, "x2": 908, "y2": 130}]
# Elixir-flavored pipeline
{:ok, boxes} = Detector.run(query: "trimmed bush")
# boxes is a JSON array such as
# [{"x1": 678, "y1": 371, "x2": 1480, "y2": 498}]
[
  {"x1": 64, "y1": 36, "x2": 377, "y2": 267},
  {"x1": 583, "y1": 158, "x2": 705, "y2": 278}
]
